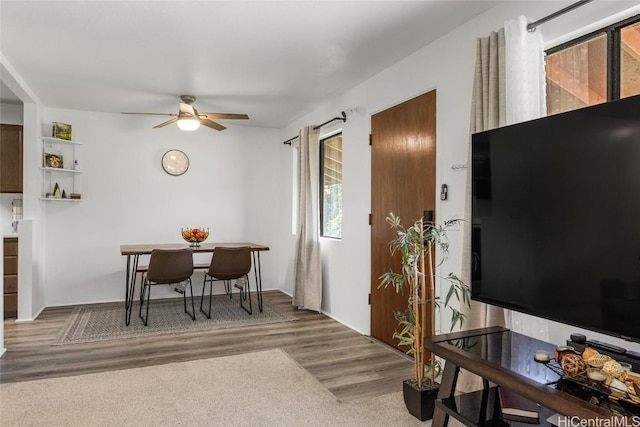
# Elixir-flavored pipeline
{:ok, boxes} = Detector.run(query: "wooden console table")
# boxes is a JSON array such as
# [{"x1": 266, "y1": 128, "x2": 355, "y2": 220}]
[{"x1": 425, "y1": 327, "x2": 631, "y2": 426}]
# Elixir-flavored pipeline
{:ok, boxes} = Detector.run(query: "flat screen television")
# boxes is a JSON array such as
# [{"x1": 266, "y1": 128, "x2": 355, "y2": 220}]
[{"x1": 471, "y1": 94, "x2": 640, "y2": 343}]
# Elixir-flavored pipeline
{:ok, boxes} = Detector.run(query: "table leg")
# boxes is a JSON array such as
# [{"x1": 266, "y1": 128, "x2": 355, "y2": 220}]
[
  {"x1": 125, "y1": 255, "x2": 131, "y2": 325},
  {"x1": 432, "y1": 360, "x2": 460, "y2": 427},
  {"x1": 252, "y1": 251, "x2": 263, "y2": 312},
  {"x1": 124, "y1": 254, "x2": 139, "y2": 326}
]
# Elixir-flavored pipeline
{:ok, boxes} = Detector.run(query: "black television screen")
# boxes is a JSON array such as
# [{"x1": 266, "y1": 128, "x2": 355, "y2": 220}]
[{"x1": 471, "y1": 94, "x2": 640, "y2": 343}]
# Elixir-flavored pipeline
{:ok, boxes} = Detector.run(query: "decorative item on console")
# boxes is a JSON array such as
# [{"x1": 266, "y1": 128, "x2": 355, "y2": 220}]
[{"x1": 538, "y1": 346, "x2": 640, "y2": 408}]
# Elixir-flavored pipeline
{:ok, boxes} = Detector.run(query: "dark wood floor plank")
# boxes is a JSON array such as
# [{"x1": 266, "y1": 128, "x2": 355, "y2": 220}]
[{"x1": 0, "y1": 290, "x2": 412, "y2": 401}]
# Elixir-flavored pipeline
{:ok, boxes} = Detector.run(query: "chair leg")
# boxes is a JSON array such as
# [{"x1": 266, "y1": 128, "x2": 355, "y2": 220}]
[
  {"x1": 224, "y1": 280, "x2": 233, "y2": 299},
  {"x1": 208, "y1": 276, "x2": 214, "y2": 317},
  {"x1": 200, "y1": 275, "x2": 212, "y2": 319},
  {"x1": 138, "y1": 279, "x2": 148, "y2": 319},
  {"x1": 183, "y1": 278, "x2": 195, "y2": 321},
  {"x1": 139, "y1": 273, "x2": 146, "y2": 304},
  {"x1": 142, "y1": 284, "x2": 151, "y2": 326},
  {"x1": 238, "y1": 274, "x2": 253, "y2": 315},
  {"x1": 200, "y1": 275, "x2": 207, "y2": 312},
  {"x1": 189, "y1": 279, "x2": 196, "y2": 321}
]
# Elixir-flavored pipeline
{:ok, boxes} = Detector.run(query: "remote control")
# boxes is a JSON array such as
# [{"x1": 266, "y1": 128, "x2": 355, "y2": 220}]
[
  {"x1": 626, "y1": 351, "x2": 640, "y2": 360},
  {"x1": 585, "y1": 339, "x2": 627, "y2": 355}
]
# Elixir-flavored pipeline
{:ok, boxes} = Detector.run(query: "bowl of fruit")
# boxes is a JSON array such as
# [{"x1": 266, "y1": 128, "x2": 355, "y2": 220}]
[{"x1": 181, "y1": 227, "x2": 209, "y2": 247}]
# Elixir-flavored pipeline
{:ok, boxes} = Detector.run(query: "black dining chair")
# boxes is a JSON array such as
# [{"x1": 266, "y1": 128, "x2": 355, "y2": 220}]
[
  {"x1": 201, "y1": 246, "x2": 253, "y2": 317},
  {"x1": 139, "y1": 248, "x2": 195, "y2": 326}
]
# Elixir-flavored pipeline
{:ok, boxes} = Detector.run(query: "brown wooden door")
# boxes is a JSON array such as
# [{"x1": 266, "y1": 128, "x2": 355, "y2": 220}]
[
  {"x1": 370, "y1": 90, "x2": 436, "y2": 348},
  {"x1": 0, "y1": 124, "x2": 24, "y2": 193}
]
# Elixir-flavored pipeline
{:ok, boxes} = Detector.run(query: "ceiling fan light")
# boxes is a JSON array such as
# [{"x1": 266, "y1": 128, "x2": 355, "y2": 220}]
[{"x1": 177, "y1": 117, "x2": 200, "y2": 131}]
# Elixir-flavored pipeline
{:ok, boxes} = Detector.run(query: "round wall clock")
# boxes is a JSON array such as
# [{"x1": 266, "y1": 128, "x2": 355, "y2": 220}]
[{"x1": 161, "y1": 149, "x2": 189, "y2": 176}]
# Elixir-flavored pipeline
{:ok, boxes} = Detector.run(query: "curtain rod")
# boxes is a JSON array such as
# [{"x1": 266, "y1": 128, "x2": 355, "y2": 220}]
[
  {"x1": 282, "y1": 111, "x2": 347, "y2": 145},
  {"x1": 527, "y1": 0, "x2": 593, "y2": 32}
]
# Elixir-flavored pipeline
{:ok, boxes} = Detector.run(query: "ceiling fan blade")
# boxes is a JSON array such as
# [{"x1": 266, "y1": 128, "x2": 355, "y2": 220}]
[
  {"x1": 153, "y1": 118, "x2": 178, "y2": 129},
  {"x1": 199, "y1": 119, "x2": 226, "y2": 131},
  {"x1": 200, "y1": 113, "x2": 249, "y2": 120},
  {"x1": 122, "y1": 112, "x2": 177, "y2": 116}
]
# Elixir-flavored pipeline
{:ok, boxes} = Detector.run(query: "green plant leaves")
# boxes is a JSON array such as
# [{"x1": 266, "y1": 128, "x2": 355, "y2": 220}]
[{"x1": 378, "y1": 212, "x2": 472, "y2": 384}]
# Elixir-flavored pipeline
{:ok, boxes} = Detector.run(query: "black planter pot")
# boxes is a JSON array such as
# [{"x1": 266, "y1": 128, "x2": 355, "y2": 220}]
[{"x1": 402, "y1": 379, "x2": 439, "y2": 421}]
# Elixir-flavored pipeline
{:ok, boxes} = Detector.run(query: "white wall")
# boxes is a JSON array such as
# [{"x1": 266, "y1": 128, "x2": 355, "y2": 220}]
[
  {"x1": 40, "y1": 108, "x2": 281, "y2": 305},
  {"x1": 274, "y1": 0, "x2": 640, "y2": 352},
  {"x1": 0, "y1": 102, "x2": 23, "y2": 124}
]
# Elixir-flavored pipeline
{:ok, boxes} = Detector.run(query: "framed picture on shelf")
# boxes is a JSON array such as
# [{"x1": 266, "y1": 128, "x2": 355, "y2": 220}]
[
  {"x1": 52, "y1": 122, "x2": 72, "y2": 140},
  {"x1": 44, "y1": 153, "x2": 64, "y2": 169}
]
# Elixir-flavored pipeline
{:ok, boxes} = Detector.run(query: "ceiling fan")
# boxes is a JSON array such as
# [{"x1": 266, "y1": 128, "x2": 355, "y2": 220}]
[{"x1": 122, "y1": 95, "x2": 249, "y2": 131}]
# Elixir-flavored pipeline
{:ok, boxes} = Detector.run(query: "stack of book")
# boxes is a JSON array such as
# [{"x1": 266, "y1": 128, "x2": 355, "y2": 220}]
[{"x1": 498, "y1": 387, "x2": 540, "y2": 423}]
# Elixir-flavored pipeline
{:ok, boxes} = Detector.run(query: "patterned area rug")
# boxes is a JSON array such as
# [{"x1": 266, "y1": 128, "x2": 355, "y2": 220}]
[{"x1": 54, "y1": 293, "x2": 296, "y2": 345}]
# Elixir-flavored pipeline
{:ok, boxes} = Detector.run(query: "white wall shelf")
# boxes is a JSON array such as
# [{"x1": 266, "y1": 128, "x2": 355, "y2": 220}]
[
  {"x1": 40, "y1": 135, "x2": 83, "y2": 200},
  {"x1": 38, "y1": 197, "x2": 82, "y2": 202},
  {"x1": 40, "y1": 136, "x2": 83, "y2": 146},
  {"x1": 39, "y1": 167, "x2": 83, "y2": 173}
]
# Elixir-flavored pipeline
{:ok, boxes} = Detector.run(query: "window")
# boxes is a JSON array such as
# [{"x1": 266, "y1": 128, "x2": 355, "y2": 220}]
[
  {"x1": 620, "y1": 20, "x2": 640, "y2": 99},
  {"x1": 320, "y1": 132, "x2": 342, "y2": 239},
  {"x1": 545, "y1": 15, "x2": 640, "y2": 115}
]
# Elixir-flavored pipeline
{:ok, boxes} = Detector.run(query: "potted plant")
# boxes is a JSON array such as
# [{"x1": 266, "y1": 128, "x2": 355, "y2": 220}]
[{"x1": 379, "y1": 212, "x2": 471, "y2": 421}]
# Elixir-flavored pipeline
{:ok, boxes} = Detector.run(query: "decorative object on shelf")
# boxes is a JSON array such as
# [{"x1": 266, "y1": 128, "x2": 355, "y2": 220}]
[
  {"x1": 161, "y1": 149, "x2": 189, "y2": 176},
  {"x1": 53, "y1": 183, "x2": 62, "y2": 198},
  {"x1": 538, "y1": 349, "x2": 640, "y2": 407},
  {"x1": 181, "y1": 227, "x2": 209, "y2": 247},
  {"x1": 378, "y1": 212, "x2": 471, "y2": 421},
  {"x1": 44, "y1": 153, "x2": 64, "y2": 168},
  {"x1": 587, "y1": 368, "x2": 607, "y2": 382},
  {"x1": 534, "y1": 350, "x2": 550, "y2": 363},
  {"x1": 52, "y1": 122, "x2": 72, "y2": 140},
  {"x1": 70, "y1": 193, "x2": 81, "y2": 200},
  {"x1": 73, "y1": 160, "x2": 79, "y2": 170},
  {"x1": 62, "y1": 190, "x2": 67, "y2": 199},
  {"x1": 554, "y1": 346, "x2": 580, "y2": 365}
]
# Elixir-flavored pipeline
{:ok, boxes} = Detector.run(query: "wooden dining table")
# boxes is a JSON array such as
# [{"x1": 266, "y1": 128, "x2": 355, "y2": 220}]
[{"x1": 120, "y1": 242, "x2": 270, "y2": 326}]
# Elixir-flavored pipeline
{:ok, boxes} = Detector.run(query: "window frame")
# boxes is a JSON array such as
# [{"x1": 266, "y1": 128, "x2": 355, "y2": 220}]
[
  {"x1": 545, "y1": 14, "x2": 640, "y2": 103},
  {"x1": 319, "y1": 130, "x2": 343, "y2": 240}
]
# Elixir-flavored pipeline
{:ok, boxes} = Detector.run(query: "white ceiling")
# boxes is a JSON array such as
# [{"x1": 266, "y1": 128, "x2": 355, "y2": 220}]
[{"x1": 0, "y1": 0, "x2": 499, "y2": 128}]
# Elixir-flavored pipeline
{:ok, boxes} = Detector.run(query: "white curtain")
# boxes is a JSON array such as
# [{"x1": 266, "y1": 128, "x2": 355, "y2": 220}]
[
  {"x1": 462, "y1": 16, "x2": 546, "y2": 352},
  {"x1": 459, "y1": 17, "x2": 547, "y2": 393},
  {"x1": 463, "y1": 28, "x2": 510, "y2": 333},
  {"x1": 463, "y1": 16, "x2": 548, "y2": 332},
  {"x1": 293, "y1": 126, "x2": 322, "y2": 312},
  {"x1": 504, "y1": 16, "x2": 549, "y2": 341},
  {"x1": 504, "y1": 16, "x2": 547, "y2": 124}
]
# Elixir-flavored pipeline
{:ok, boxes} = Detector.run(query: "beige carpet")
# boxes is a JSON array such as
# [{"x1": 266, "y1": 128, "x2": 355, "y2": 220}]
[{"x1": 0, "y1": 349, "x2": 428, "y2": 427}]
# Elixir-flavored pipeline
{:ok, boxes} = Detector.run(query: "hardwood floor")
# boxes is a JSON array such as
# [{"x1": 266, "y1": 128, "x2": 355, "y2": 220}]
[{"x1": 0, "y1": 290, "x2": 413, "y2": 402}]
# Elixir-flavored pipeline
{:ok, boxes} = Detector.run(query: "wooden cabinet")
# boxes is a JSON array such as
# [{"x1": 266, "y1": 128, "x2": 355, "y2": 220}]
[
  {"x1": 4, "y1": 237, "x2": 18, "y2": 318},
  {"x1": 1, "y1": 124, "x2": 24, "y2": 193}
]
